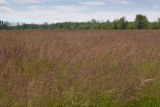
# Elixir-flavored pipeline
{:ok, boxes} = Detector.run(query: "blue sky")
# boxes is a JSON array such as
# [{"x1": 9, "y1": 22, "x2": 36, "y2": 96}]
[{"x1": 0, "y1": 0, "x2": 160, "y2": 23}]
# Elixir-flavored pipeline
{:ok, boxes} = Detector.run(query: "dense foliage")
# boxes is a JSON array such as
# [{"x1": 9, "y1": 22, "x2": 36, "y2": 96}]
[{"x1": 1, "y1": 14, "x2": 160, "y2": 30}]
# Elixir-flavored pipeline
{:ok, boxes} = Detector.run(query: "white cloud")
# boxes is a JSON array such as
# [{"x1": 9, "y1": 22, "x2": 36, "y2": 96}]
[
  {"x1": 0, "y1": 0, "x2": 9, "y2": 5},
  {"x1": 13, "y1": 0, "x2": 49, "y2": 4},
  {"x1": 106, "y1": 0, "x2": 130, "y2": 5},
  {"x1": 120, "y1": 1, "x2": 129, "y2": 4},
  {"x1": 153, "y1": 5, "x2": 159, "y2": 8},
  {"x1": 0, "y1": 6, "x2": 13, "y2": 12},
  {"x1": 147, "y1": 0, "x2": 159, "y2": 2},
  {"x1": 54, "y1": 5, "x2": 79, "y2": 11},
  {"x1": 27, "y1": 5, "x2": 88, "y2": 12},
  {"x1": 0, "y1": 5, "x2": 160, "y2": 24},
  {"x1": 0, "y1": 0, "x2": 159, "y2": 23},
  {"x1": 80, "y1": 1, "x2": 106, "y2": 5}
]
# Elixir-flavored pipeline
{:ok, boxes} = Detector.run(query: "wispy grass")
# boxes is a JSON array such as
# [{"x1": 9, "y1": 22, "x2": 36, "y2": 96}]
[{"x1": 0, "y1": 30, "x2": 160, "y2": 106}]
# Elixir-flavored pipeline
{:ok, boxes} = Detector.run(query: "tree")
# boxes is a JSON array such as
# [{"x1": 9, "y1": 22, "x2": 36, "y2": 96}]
[
  {"x1": 148, "y1": 22, "x2": 158, "y2": 29},
  {"x1": 0, "y1": 20, "x2": 2, "y2": 29},
  {"x1": 90, "y1": 19, "x2": 97, "y2": 24},
  {"x1": 127, "y1": 22, "x2": 135, "y2": 29},
  {"x1": 157, "y1": 18, "x2": 160, "y2": 29},
  {"x1": 134, "y1": 14, "x2": 148, "y2": 29},
  {"x1": 101, "y1": 20, "x2": 112, "y2": 29},
  {"x1": 118, "y1": 17, "x2": 128, "y2": 29},
  {"x1": 112, "y1": 20, "x2": 119, "y2": 29}
]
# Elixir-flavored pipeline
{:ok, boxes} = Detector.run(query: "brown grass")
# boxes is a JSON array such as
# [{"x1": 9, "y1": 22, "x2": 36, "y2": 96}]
[{"x1": 0, "y1": 30, "x2": 160, "y2": 106}]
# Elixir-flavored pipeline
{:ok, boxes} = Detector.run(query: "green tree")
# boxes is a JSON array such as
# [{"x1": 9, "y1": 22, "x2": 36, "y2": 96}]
[
  {"x1": 90, "y1": 19, "x2": 97, "y2": 24},
  {"x1": 118, "y1": 17, "x2": 128, "y2": 29},
  {"x1": 101, "y1": 20, "x2": 112, "y2": 29},
  {"x1": 112, "y1": 20, "x2": 119, "y2": 29},
  {"x1": 0, "y1": 20, "x2": 2, "y2": 29},
  {"x1": 127, "y1": 22, "x2": 135, "y2": 29},
  {"x1": 148, "y1": 22, "x2": 158, "y2": 29},
  {"x1": 134, "y1": 14, "x2": 149, "y2": 29},
  {"x1": 157, "y1": 18, "x2": 160, "y2": 29}
]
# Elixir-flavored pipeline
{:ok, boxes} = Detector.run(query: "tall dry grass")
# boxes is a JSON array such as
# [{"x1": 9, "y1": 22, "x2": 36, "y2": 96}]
[{"x1": 0, "y1": 30, "x2": 160, "y2": 106}]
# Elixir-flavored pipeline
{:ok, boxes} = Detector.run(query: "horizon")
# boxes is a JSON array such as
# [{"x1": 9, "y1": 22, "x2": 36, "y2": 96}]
[{"x1": 0, "y1": 0, "x2": 160, "y2": 24}]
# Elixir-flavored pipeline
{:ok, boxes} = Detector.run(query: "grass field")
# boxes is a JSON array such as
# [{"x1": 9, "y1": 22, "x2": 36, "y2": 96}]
[{"x1": 0, "y1": 30, "x2": 160, "y2": 107}]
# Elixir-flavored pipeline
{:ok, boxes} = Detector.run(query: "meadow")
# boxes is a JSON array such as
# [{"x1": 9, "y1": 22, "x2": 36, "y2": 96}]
[{"x1": 0, "y1": 30, "x2": 160, "y2": 107}]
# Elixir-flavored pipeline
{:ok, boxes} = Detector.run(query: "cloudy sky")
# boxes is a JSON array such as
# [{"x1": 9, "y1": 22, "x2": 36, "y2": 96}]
[{"x1": 0, "y1": 0, "x2": 160, "y2": 23}]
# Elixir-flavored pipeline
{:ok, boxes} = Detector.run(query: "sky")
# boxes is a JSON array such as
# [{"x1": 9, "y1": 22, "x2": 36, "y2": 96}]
[{"x1": 0, "y1": 0, "x2": 160, "y2": 24}]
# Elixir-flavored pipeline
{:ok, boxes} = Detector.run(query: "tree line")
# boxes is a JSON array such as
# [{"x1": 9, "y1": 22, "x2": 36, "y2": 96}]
[{"x1": 1, "y1": 14, "x2": 160, "y2": 30}]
